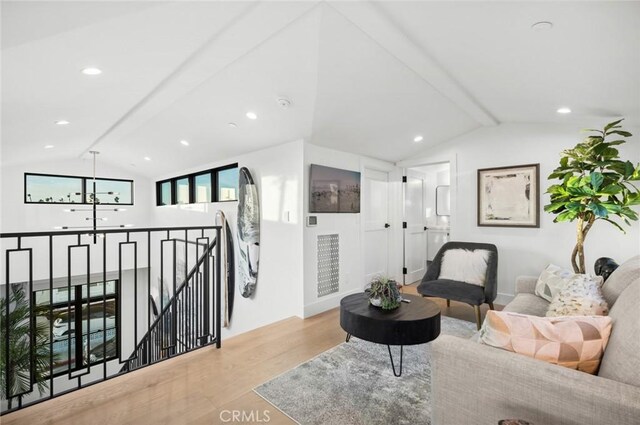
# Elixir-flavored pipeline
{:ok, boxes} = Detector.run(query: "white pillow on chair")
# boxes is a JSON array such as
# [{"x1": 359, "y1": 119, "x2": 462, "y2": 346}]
[{"x1": 438, "y1": 249, "x2": 491, "y2": 287}]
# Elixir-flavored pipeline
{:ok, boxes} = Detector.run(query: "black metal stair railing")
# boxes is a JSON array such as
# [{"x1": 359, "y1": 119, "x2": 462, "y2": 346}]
[
  {"x1": 0, "y1": 226, "x2": 221, "y2": 415},
  {"x1": 122, "y1": 238, "x2": 217, "y2": 372}
]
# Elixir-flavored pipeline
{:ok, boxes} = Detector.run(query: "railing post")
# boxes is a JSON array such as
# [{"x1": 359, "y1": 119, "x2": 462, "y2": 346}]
[{"x1": 215, "y1": 227, "x2": 221, "y2": 348}]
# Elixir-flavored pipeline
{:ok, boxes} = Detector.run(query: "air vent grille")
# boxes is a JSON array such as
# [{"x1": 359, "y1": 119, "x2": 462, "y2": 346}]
[{"x1": 317, "y1": 234, "x2": 339, "y2": 297}]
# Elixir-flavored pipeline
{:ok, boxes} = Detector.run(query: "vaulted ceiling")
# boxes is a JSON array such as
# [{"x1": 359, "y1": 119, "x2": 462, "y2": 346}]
[{"x1": 2, "y1": 1, "x2": 639, "y2": 177}]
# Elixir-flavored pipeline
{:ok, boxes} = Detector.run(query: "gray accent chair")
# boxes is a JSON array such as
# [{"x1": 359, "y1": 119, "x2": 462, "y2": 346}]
[
  {"x1": 431, "y1": 255, "x2": 640, "y2": 425},
  {"x1": 417, "y1": 241, "x2": 498, "y2": 330}
]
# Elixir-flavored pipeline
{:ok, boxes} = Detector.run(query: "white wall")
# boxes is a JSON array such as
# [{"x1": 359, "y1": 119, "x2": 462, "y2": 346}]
[
  {"x1": 399, "y1": 123, "x2": 640, "y2": 304},
  {"x1": 303, "y1": 143, "x2": 401, "y2": 317},
  {"x1": 1, "y1": 158, "x2": 152, "y2": 235},
  {"x1": 151, "y1": 139, "x2": 305, "y2": 338}
]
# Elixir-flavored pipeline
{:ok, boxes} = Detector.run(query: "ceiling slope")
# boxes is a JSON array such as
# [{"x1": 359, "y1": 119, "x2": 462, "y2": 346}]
[
  {"x1": 98, "y1": 3, "x2": 324, "y2": 176},
  {"x1": 311, "y1": 4, "x2": 480, "y2": 161}
]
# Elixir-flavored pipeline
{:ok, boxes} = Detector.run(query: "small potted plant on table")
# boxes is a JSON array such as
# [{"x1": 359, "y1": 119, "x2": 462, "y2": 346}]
[{"x1": 367, "y1": 276, "x2": 402, "y2": 310}]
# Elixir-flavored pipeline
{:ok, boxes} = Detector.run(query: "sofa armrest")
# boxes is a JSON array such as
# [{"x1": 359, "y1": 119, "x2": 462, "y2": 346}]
[
  {"x1": 431, "y1": 335, "x2": 640, "y2": 425},
  {"x1": 515, "y1": 275, "x2": 538, "y2": 294}
]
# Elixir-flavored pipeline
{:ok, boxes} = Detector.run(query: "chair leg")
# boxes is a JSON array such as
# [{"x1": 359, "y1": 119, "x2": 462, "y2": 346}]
[
  {"x1": 446, "y1": 299, "x2": 450, "y2": 307},
  {"x1": 488, "y1": 302, "x2": 495, "y2": 310},
  {"x1": 474, "y1": 305, "x2": 482, "y2": 330}
]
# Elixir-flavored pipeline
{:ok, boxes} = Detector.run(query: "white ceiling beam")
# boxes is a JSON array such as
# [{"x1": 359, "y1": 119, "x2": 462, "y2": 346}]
[
  {"x1": 84, "y1": 1, "x2": 322, "y2": 156},
  {"x1": 326, "y1": 1, "x2": 498, "y2": 127}
]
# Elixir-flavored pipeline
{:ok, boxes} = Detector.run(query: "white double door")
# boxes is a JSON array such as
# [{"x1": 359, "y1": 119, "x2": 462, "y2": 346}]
[
  {"x1": 363, "y1": 169, "x2": 390, "y2": 283},
  {"x1": 404, "y1": 169, "x2": 427, "y2": 284}
]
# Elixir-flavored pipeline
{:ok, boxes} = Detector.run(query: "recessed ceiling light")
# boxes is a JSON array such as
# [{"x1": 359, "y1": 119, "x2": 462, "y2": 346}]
[
  {"x1": 246, "y1": 111, "x2": 258, "y2": 120},
  {"x1": 557, "y1": 107, "x2": 572, "y2": 114},
  {"x1": 44, "y1": 144, "x2": 55, "y2": 149},
  {"x1": 81, "y1": 67, "x2": 102, "y2": 75},
  {"x1": 414, "y1": 135, "x2": 424, "y2": 142},
  {"x1": 180, "y1": 140, "x2": 189, "y2": 146},
  {"x1": 144, "y1": 156, "x2": 151, "y2": 161},
  {"x1": 531, "y1": 21, "x2": 553, "y2": 32},
  {"x1": 228, "y1": 122, "x2": 238, "y2": 128},
  {"x1": 55, "y1": 120, "x2": 70, "y2": 126}
]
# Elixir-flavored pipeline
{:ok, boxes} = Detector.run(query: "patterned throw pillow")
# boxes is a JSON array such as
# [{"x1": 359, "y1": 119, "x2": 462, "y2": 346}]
[
  {"x1": 546, "y1": 274, "x2": 607, "y2": 317},
  {"x1": 479, "y1": 311, "x2": 613, "y2": 374},
  {"x1": 439, "y1": 249, "x2": 491, "y2": 287},
  {"x1": 534, "y1": 264, "x2": 574, "y2": 302}
]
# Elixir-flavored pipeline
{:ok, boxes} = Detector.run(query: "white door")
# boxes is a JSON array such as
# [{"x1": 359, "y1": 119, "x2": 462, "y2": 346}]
[
  {"x1": 404, "y1": 169, "x2": 427, "y2": 284},
  {"x1": 363, "y1": 169, "x2": 390, "y2": 284}
]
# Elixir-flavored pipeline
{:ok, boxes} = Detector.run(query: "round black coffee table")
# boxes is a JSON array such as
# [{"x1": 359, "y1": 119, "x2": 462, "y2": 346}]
[{"x1": 340, "y1": 293, "x2": 441, "y2": 376}]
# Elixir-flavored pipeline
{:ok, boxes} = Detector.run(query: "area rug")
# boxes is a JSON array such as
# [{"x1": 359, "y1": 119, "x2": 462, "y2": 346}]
[{"x1": 254, "y1": 316, "x2": 477, "y2": 425}]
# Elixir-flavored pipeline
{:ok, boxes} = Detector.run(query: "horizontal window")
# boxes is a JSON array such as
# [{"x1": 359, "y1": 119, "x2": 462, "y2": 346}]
[
  {"x1": 156, "y1": 164, "x2": 238, "y2": 206},
  {"x1": 25, "y1": 173, "x2": 134, "y2": 205}
]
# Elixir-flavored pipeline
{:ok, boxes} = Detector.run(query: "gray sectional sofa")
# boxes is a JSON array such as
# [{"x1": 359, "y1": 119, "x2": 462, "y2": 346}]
[{"x1": 431, "y1": 255, "x2": 640, "y2": 425}]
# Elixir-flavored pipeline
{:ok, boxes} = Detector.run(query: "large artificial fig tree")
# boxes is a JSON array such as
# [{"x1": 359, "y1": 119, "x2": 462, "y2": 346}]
[{"x1": 545, "y1": 119, "x2": 640, "y2": 273}]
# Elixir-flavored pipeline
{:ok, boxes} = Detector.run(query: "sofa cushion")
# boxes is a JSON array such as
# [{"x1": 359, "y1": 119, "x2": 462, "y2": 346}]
[
  {"x1": 546, "y1": 274, "x2": 608, "y2": 317},
  {"x1": 417, "y1": 279, "x2": 485, "y2": 304},
  {"x1": 439, "y1": 249, "x2": 491, "y2": 286},
  {"x1": 601, "y1": 255, "x2": 640, "y2": 307},
  {"x1": 535, "y1": 264, "x2": 574, "y2": 302},
  {"x1": 598, "y1": 279, "x2": 640, "y2": 386},
  {"x1": 479, "y1": 311, "x2": 612, "y2": 374},
  {"x1": 502, "y1": 293, "x2": 549, "y2": 317}
]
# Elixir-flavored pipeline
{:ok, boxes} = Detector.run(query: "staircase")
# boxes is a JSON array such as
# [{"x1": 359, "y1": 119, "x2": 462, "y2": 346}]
[{"x1": 122, "y1": 238, "x2": 218, "y2": 372}]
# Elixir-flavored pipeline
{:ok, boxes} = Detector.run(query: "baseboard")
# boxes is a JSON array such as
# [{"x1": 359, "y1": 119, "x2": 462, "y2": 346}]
[
  {"x1": 303, "y1": 288, "x2": 361, "y2": 318},
  {"x1": 495, "y1": 292, "x2": 515, "y2": 306}
]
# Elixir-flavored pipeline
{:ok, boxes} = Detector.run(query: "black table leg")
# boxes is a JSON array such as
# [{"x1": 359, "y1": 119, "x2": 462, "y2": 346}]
[
  {"x1": 345, "y1": 333, "x2": 351, "y2": 343},
  {"x1": 387, "y1": 345, "x2": 403, "y2": 377}
]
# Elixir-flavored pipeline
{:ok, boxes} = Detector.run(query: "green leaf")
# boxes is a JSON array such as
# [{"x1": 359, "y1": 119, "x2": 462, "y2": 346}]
[
  {"x1": 566, "y1": 175, "x2": 582, "y2": 187},
  {"x1": 601, "y1": 218, "x2": 626, "y2": 233},
  {"x1": 544, "y1": 202, "x2": 565, "y2": 213},
  {"x1": 632, "y1": 165, "x2": 640, "y2": 181},
  {"x1": 624, "y1": 161, "x2": 635, "y2": 179},
  {"x1": 598, "y1": 184, "x2": 623, "y2": 195},
  {"x1": 620, "y1": 207, "x2": 639, "y2": 221},
  {"x1": 600, "y1": 147, "x2": 620, "y2": 159},
  {"x1": 624, "y1": 193, "x2": 640, "y2": 206},
  {"x1": 546, "y1": 184, "x2": 566, "y2": 195},
  {"x1": 590, "y1": 172, "x2": 604, "y2": 191},
  {"x1": 606, "y1": 130, "x2": 632, "y2": 137},
  {"x1": 588, "y1": 202, "x2": 608, "y2": 217},
  {"x1": 560, "y1": 156, "x2": 569, "y2": 168},
  {"x1": 601, "y1": 203, "x2": 622, "y2": 214},
  {"x1": 604, "y1": 119, "x2": 624, "y2": 131},
  {"x1": 605, "y1": 140, "x2": 627, "y2": 147},
  {"x1": 556, "y1": 209, "x2": 578, "y2": 222},
  {"x1": 567, "y1": 188, "x2": 591, "y2": 199}
]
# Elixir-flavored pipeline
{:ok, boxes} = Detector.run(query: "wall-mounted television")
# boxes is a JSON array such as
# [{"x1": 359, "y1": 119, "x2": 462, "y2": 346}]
[{"x1": 309, "y1": 164, "x2": 361, "y2": 213}]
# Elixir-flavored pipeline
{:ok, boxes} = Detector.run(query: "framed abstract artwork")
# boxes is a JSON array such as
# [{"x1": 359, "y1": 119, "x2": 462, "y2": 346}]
[{"x1": 477, "y1": 164, "x2": 540, "y2": 228}]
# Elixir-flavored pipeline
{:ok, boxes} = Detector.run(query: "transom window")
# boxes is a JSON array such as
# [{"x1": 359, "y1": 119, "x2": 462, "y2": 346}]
[
  {"x1": 25, "y1": 173, "x2": 134, "y2": 205},
  {"x1": 156, "y1": 164, "x2": 238, "y2": 206}
]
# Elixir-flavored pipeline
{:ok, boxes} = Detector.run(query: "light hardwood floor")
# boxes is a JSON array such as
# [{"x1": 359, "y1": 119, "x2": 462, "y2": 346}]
[{"x1": 3, "y1": 287, "x2": 498, "y2": 425}]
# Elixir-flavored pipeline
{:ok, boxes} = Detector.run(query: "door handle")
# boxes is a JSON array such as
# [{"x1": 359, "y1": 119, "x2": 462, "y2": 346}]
[
  {"x1": 424, "y1": 226, "x2": 428, "y2": 231},
  {"x1": 384, "y1": 223, "x2": 391, "y2": 228}
]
